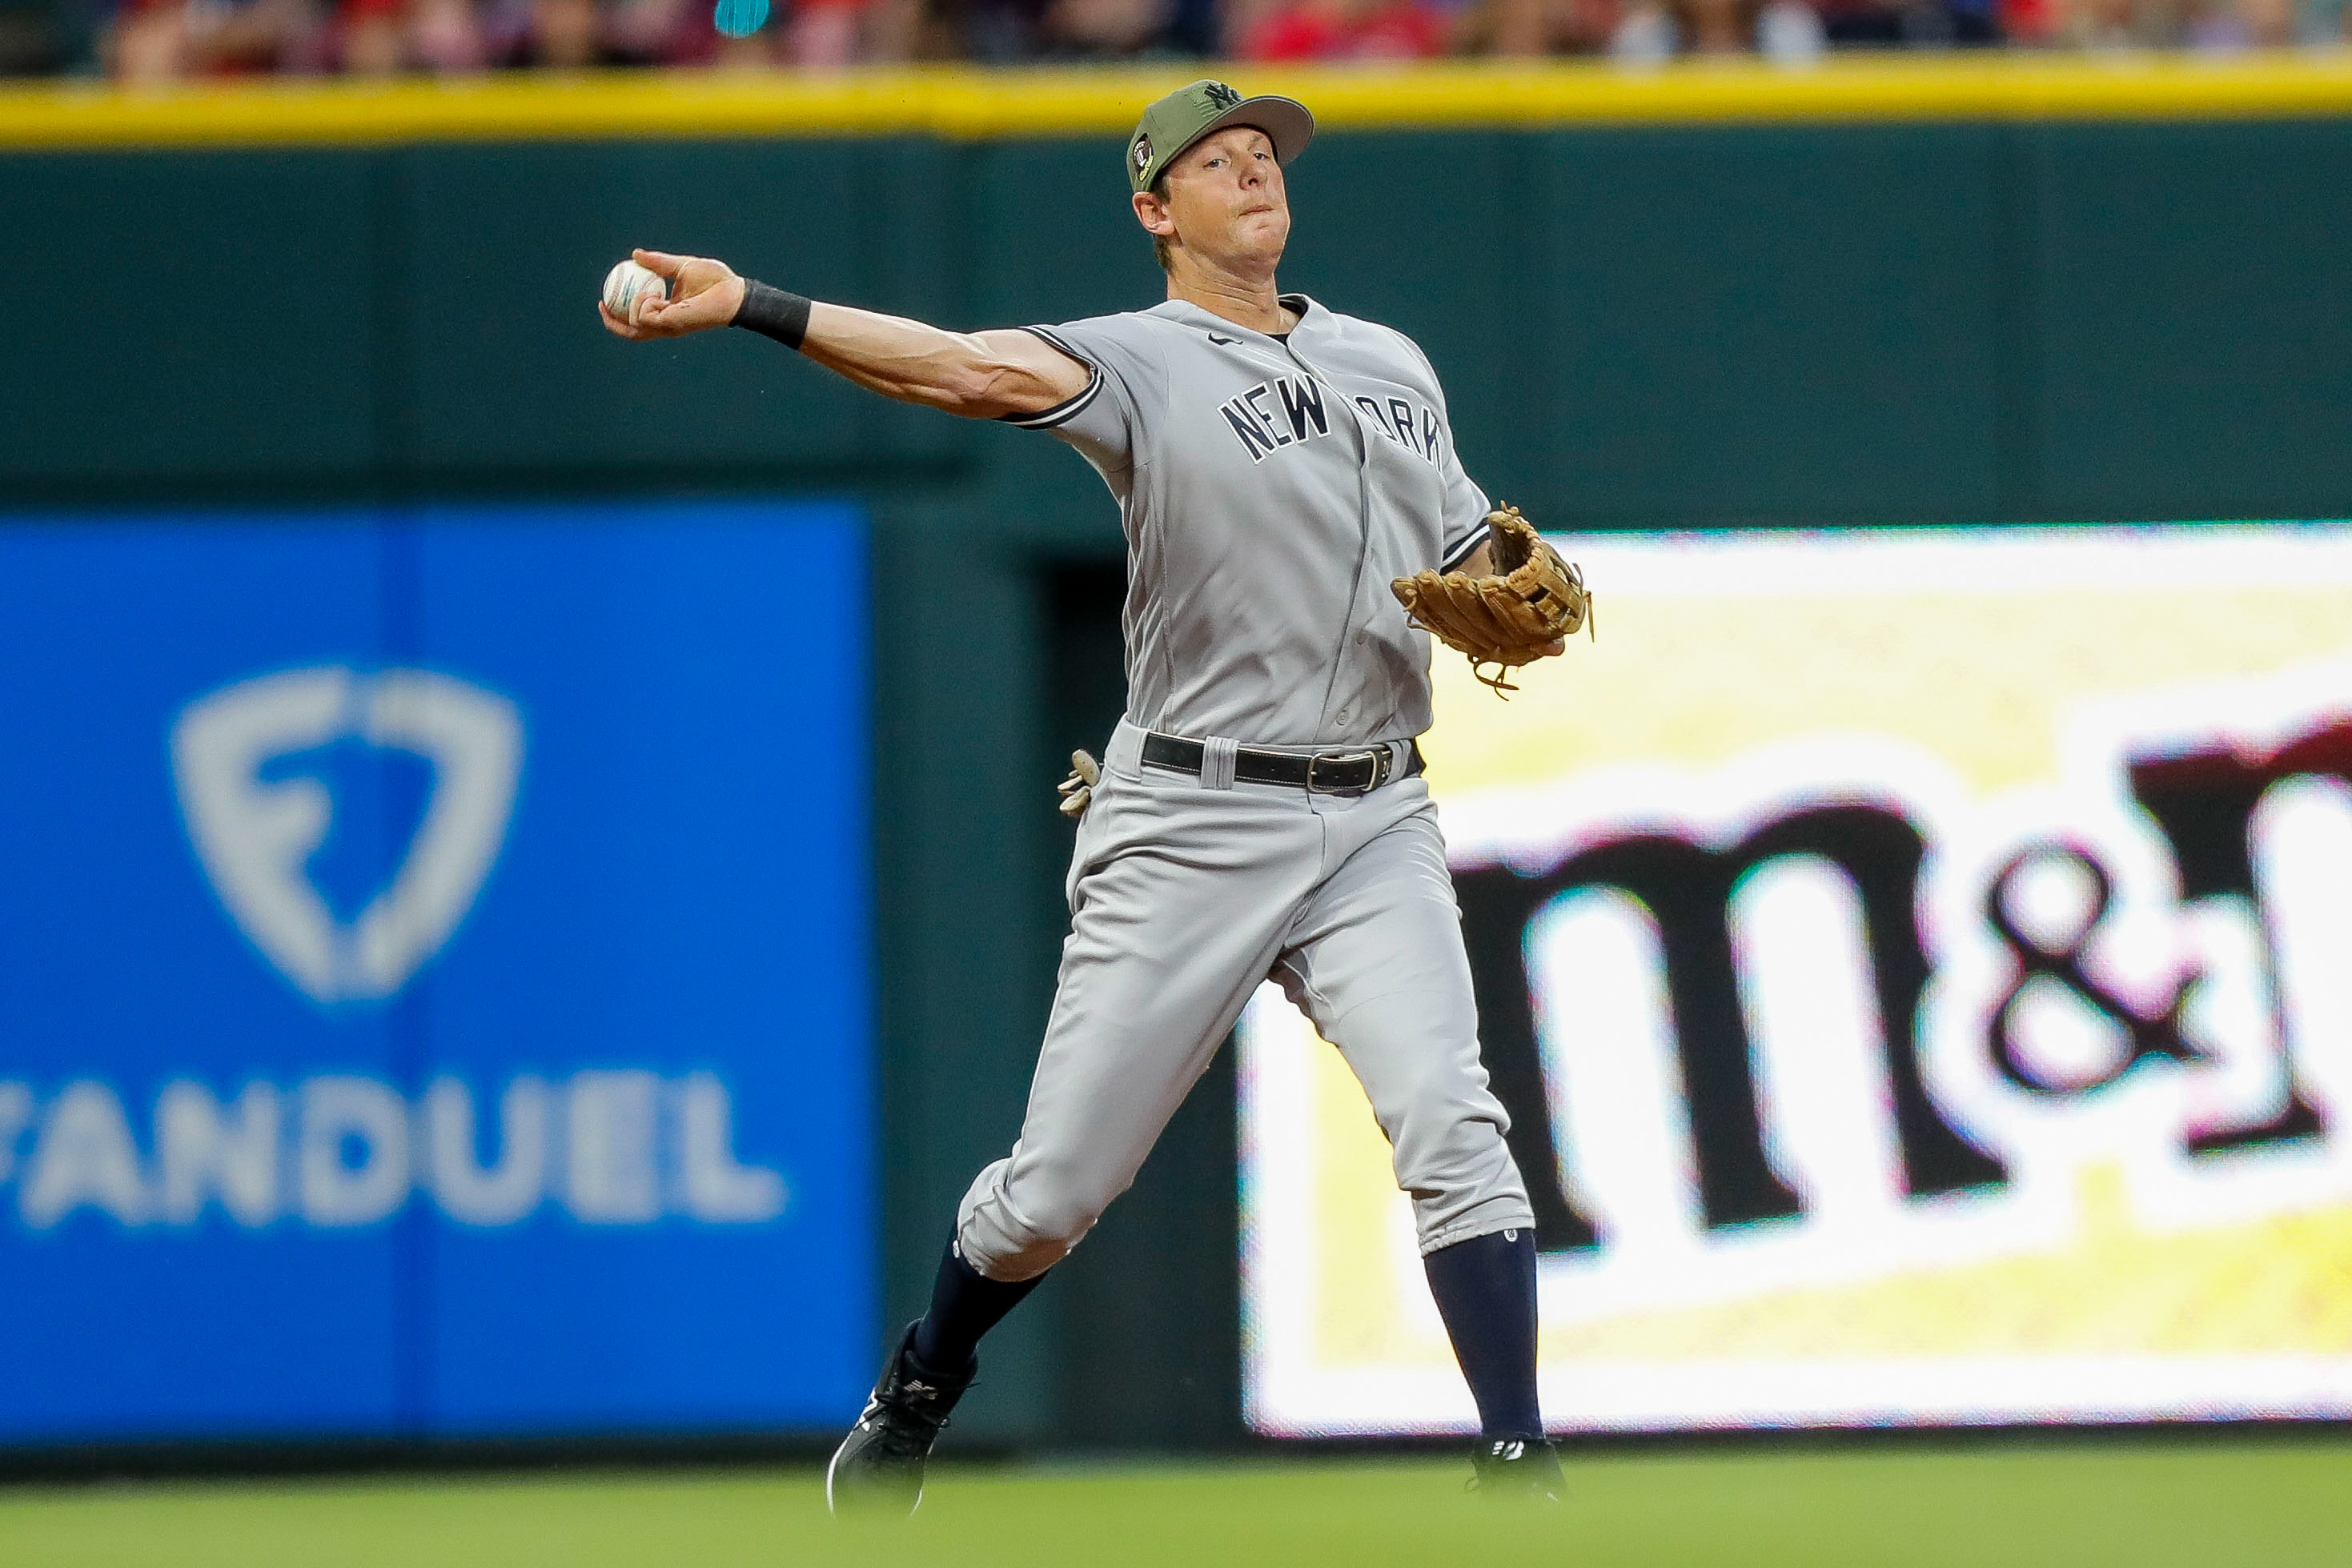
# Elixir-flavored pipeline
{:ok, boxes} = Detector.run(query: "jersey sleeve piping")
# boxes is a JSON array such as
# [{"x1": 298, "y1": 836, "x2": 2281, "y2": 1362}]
[
  {"x1": 998, "y1": 367, "x2": 1105, "y2": 429},
  {"x1": 995, "y1": 326, "x2": 1108, "y2": 430},
  {"x1": 1439, "y1": 524, "x2": 1487, "y2": 573},
  {"x1": 1021, "y1": 324, "x2": 1083, "y2": 359}
]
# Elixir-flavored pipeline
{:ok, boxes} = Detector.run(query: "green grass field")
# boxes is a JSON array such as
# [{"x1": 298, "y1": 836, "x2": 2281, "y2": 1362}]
[{"x1": 4, "y1": 1442, "x2": 2345, "y2": 1568}]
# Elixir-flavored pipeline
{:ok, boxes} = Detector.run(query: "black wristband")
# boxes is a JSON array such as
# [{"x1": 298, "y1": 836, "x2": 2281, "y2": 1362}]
[{"x1": 732, "y1": 279, "x2": 813, "y2": 350}]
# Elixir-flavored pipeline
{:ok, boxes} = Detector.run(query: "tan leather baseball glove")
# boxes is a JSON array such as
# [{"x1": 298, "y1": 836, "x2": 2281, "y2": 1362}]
[{"x1": 1392, "y1": 506, "x2": 1593, "y2": 695}]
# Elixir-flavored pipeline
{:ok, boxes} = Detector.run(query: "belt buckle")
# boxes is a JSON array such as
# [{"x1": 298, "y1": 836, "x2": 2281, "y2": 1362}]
[{"x1": 1306, "y1": 747, "x2": 1386, "y2": 795}]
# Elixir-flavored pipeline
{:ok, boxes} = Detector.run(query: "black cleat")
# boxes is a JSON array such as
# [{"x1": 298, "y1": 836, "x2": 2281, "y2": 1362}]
[
  {"x1": 825, "y1": 1323, "x2": 973, "y2": 1517},
  {"x1": 1468, "y1": 1434, "x2": 1564, "y2": 1501}
]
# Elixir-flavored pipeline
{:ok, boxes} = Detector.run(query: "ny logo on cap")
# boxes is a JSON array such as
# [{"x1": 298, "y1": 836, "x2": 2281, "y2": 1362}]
[{"x1": 1204, "y1": 82, "x2": 1241, "y2": 110}]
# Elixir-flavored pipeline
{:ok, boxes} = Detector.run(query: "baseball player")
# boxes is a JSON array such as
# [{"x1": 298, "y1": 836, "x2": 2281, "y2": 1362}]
[{"x1": 601, "y1": 78, "x2": 1588, "y2": 1513}]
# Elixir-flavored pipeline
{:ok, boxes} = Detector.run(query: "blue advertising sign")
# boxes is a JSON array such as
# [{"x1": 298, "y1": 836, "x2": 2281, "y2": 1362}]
[{"x1": 0, "y1": 501, "x2": 872, "y2": 1442}]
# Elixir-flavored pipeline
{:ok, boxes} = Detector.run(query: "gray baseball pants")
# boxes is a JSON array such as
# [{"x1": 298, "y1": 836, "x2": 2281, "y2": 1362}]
[{"x1": 955, "y1": 718, "x2": 1535, "y2": 1282}]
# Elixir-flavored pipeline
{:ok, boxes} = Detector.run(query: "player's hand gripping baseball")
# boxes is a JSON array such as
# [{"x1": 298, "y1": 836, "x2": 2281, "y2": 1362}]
[{"x1": 598, "y1": 249, "x2": 746, "y2": 340}]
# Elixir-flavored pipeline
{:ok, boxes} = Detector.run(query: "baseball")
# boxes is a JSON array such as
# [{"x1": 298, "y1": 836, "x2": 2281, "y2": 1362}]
[{"x1": 602, "y1": 259, "x2": 668, "y2": 322}]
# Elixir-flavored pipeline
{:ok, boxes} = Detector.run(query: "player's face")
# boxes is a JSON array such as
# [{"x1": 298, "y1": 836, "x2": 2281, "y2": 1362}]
[{"x1": 1158, "y1": 127, "x2": 1290, "y2": 269}]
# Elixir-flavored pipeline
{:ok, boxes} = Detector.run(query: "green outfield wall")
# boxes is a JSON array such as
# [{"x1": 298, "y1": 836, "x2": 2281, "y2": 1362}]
[{"x1": 6, "y1": 62, "x2": 2352, "y2": 1452}]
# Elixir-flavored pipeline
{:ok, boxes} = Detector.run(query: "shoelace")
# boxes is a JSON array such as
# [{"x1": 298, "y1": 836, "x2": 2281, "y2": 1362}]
[{"x1": 861, "y1": 1378, "x2": 961, "y2": 1454}]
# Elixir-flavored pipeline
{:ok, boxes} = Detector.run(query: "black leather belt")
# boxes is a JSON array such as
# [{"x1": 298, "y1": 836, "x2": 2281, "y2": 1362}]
[{"x1": 1140, "y1": 732, "x2": 1423, "y2": 794}]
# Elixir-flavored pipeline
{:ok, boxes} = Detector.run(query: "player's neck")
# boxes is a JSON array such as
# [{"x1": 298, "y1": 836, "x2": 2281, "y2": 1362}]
[{"x1": 1165, "y1": 260, "x2": 1295, "y2": 336}]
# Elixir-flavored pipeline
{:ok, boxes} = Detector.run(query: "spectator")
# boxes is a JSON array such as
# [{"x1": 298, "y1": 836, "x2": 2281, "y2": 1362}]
[
  {"x1": 108, "y1": 0, "x2": 324, "y2": 77},
  {"x1": 786, "y1": 0, "x2": 877, "y2": 63},
  {"x1": 58, "y1": 0, "x2": 2351, "y2": 81},
  {"x1": 859, "y1": 0, "x2": 927, "y2": 55},
  {"x1": 1240, "y1": 0, "x2": 1444, "y2": 60},
  {"x1": 1040, "y1": 0, "x2": 1166, "y2": 54},
  {"x1": 2058, "y1": 0, "x2": 2185, "y2": 45},
  {"x1": 408, "y1": 0, "x2": 486, "y2": 62},
  {"x1": 524, "y1": 0, "x2": 596, "y2": 62},
  {"x1": 106, "y1": 0, "x2": 187, "y2": 75},
  {"x1": 1607, "y1": 0, "x2": 1822, "y2": 56},
  {"x1": 604, "y1": 0, "x2": 702, "y2": 59},
  {"x1": 339, "y1": 0, "x2": 403, "y2": 69},
  {"x1": 709, "y1": 0, "x2": 917, "y2": 66},
  {"x1": 1997, "y1": 0, "x2": 2058, "y2": 40},
  {"x1": 1457, "y1": 0, "x2": 1618, "y2": 56},
  {"x1": 2187, "y1": 0, "x2": 2292, "y2": 45},
  {"x1": 344, "y1": 0, "x2": 493, "y2": 73}
]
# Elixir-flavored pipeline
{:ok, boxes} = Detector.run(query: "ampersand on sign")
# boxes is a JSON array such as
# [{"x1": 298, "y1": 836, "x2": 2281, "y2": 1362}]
[{"x1": 1982, "y1": 842, "x2": 2210, "y2": 1094}]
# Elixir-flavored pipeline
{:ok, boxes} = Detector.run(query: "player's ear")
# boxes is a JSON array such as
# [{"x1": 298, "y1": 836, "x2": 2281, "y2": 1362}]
[{"x1": 1132, "y1": 190, "x2": 1174, "y2": 239}]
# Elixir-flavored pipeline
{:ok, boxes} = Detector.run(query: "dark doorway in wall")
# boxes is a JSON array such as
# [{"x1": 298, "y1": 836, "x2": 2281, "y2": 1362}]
[{"x1": 1038, "y1": 556, "x2": 1247, "y2": 1453}]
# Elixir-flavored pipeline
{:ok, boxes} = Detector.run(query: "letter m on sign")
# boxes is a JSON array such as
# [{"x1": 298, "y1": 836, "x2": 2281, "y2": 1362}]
[{"x1": 1453, "y1": 804, "x2": 2007, "y2": 1253}]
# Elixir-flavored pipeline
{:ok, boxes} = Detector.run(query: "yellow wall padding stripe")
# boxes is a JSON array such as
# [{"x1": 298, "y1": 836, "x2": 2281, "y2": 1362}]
[{"x1": 9, "y1": 55, "x2": 2352, "y2": 150}]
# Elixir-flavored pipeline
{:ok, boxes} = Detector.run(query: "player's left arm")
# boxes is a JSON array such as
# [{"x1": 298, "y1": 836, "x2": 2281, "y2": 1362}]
[
  {"x1": 1407, "y1": 336, "x2": 1503, "y2": 578},
  {"x1": 1408, "y1": 339, "x2": 1566, "y2": 656}
]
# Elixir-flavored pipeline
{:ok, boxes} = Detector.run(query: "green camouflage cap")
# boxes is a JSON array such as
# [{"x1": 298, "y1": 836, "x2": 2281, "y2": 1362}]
[{"x1": 1127, "y1": 78, "x2": 1314, "y2": 195}]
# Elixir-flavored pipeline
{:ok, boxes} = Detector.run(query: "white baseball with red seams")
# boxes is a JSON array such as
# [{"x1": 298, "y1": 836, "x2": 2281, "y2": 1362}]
[{"x1": 601, "y1": 259, "x2": 667, "y2": 322}]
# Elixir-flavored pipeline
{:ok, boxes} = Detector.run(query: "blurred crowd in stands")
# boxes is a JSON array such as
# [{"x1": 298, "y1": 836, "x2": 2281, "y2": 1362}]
[{"x1": 0, "y1": 0, "x2": 2342, "y2": 85}]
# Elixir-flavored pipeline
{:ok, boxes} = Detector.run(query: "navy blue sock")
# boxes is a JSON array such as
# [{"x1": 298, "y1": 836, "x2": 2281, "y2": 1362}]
[
  {"x1": 909, "y1": 1237, "x2": 1044, "y2": 1376},
  {"x1": 1422, "y1": 1227, "x2": 1543, "y2": 1438}
]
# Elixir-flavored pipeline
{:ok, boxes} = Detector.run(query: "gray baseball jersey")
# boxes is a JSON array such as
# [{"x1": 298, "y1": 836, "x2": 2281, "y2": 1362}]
[
  {"x1": 1005, "y1": 293, "x2": 1492, "y2": 748},
  {"x1": 952, "y1": 292, "x2": 1533, "y2": 1286}
]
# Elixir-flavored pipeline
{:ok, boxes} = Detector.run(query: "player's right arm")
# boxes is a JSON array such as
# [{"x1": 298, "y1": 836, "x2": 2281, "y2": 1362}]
[{"x1": 597, "y1": 248, "x2": 1089, "y2": 421}]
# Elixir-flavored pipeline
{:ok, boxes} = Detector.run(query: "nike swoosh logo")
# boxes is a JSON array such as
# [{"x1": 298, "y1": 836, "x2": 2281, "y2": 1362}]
[{"x1": 1209, "y1": 334, "x2": 1240, "y2": 345}]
